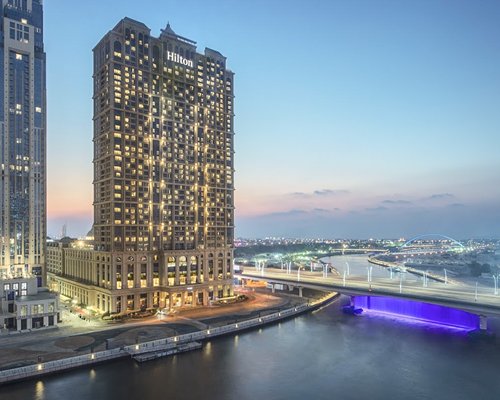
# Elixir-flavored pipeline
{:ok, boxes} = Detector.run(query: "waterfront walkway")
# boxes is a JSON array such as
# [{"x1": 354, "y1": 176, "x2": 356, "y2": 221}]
[{"x1": 0, "y1": 290, "x2": 311, "y2": 372}]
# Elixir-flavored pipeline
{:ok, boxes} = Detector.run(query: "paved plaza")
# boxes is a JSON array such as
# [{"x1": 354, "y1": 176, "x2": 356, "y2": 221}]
[{"x1": 0, "y1": 289, "x2": 309, "y2": 371}]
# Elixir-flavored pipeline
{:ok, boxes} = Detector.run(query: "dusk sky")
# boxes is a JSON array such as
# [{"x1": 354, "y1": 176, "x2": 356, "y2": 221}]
[{"x1": 46, "y1": 0, "x2": 500, "y2": 239}]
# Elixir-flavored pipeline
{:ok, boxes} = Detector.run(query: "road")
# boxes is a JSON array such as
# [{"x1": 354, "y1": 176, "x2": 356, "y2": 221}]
[{"x1": 241, "y1": 257, "x2": 500, "y2": 316}]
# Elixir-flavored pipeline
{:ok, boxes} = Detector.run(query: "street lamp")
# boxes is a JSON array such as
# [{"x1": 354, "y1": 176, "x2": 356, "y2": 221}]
[
  {"x1": 297, "y1": 265, "x2": 304, "y2": 282},
  {"x1": 422, "y1": 270, "x2": 429, "y2": 288}
]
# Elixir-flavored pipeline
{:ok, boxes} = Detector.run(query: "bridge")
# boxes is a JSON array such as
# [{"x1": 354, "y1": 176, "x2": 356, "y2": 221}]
[
  {"x1": 401, "y1": 234, "x2": 466, "y2": 250},
  {"x1": 390, "y1": 233, "x2": 468, "y2": 256},
  {"x1": 238, "y1": 267, "x2": 500, "y2": 330}
]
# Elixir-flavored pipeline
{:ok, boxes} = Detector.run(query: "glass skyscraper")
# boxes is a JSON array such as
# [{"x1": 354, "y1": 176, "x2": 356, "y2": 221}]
[{"x1": 0, "y1": 0, "x2": 46, "y2": 285}]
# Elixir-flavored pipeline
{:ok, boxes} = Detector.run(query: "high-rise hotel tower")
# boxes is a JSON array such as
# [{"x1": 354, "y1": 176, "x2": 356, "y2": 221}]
[
  {"x1": 47, "y1": 18, "x2": 234, "y2": 313},
  {"x1": 0, "y1": 0, "x2": 46, "y2": 284}
]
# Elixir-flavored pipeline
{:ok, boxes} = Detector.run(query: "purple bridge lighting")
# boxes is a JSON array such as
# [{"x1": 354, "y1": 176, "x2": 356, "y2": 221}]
[{"x1": 352, "y1": 296, "x2": 480, "y2": 330}]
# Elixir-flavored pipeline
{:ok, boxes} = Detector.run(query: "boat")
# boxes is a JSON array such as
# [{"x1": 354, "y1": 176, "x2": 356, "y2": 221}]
[
  {"x1": 342, "y1": 305, "x2": 363, "y2": 315},
  {"x1": 132, "y1": 341, "x2": 202, "y2": 363}
]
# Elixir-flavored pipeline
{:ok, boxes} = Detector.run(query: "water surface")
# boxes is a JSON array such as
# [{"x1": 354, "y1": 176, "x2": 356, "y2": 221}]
[{"x1": 3, "y1": 298, "x2": 500, "y2": 400}]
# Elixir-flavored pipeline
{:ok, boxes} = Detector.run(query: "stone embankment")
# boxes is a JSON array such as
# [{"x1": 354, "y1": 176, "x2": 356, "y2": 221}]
[{"x1": 0, "y1": 292, "x2": 337, "y2": 384}]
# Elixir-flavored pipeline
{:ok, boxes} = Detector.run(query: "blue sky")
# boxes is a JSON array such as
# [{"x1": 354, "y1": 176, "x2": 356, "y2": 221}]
[{"x1": 45, "y1": 0, "x2": 500, "y2": 239}]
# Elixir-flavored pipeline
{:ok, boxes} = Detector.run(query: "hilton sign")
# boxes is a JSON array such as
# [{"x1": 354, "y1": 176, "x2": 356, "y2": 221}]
[{"x1": 166, "y1": 51, "x2": 194, "y2": 68}]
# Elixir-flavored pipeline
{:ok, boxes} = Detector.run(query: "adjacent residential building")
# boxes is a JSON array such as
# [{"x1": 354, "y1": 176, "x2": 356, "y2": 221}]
[
  {"x1": 49, "y1": 18, "x2": 235, "y2": 313},
  {"x1": 0, "y1": 0, "x2": 46, "y2": 284},
  {"x1": 0, "y1": 0, "x2": 53, "y2": 332}
]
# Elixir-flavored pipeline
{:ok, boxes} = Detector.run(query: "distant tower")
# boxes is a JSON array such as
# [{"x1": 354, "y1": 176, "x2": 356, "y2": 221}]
[
  {"x1": 61, "y1": 223, "x2": 67, "y2": 238},
  {"x1": 0, "y1": 0, "x2": 46, "y2": 285}
]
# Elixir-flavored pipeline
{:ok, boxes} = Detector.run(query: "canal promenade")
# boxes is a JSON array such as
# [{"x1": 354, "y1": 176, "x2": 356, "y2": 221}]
[{"x1": 0, "y1": 289, "x2": 336, "y2": 384}]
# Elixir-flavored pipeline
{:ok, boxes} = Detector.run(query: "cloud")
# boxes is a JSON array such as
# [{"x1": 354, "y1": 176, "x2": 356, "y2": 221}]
[
  {"x1": 381, "y1": 199, "x2": 412, "y2": 205},
  {"x1": 424, "y1": 193, "x2": 455, "y2": 200},
  {"x1": 288, "y1": 189, "x2": 349, "y2": 197},
  {"x1": 365, "y1": 206, "x2": 388, "y2": 212},
  {"x1": 447, "y1": 203, "x2": 465, "y2": 208},
  {"x1": 313, "y1": 189, "x2": 349, "y2": 196},
  {"x1": 263, "y1": 209, "x2": 308, "y2": 218}
]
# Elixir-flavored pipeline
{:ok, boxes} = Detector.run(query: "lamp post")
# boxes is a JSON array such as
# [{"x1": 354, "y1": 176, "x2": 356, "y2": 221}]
[
  {"x1": 297, "y1": 265, "x2": 304, "y2": 282},
  {"x1": 475, "y1": 282, "x2": 478, "y2": 302},
  {"x1": 366, "y1": 266, "x2": 372, "y2": 283},
  {"x1": 444, "y1": 268, "x2": 448, "y2": 285},
  {"x1": 493, "y1": 275, "x2": 498, "y2": 296}
]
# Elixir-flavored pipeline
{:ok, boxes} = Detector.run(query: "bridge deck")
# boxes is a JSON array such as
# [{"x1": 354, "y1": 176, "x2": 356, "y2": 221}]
[{"x1": 240, "y1": 270, "x2": 500, "y2": 318}]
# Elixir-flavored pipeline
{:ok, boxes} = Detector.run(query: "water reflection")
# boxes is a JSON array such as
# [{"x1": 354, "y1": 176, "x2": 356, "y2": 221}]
[
  {"x1": 2, "y1": 302, "x2": 500, "y2": 400},
  {"x1": 34, "y1": 380, "x2": 44, "y2": 400},
  {"x1": 204, "y1": 341, "x2": 212, "y2": 357}
]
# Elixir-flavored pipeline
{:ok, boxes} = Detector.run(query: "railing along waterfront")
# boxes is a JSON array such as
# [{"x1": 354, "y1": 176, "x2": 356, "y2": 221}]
[{"x1": 0, "y1": 293, "x2": 336, "y2": 384}]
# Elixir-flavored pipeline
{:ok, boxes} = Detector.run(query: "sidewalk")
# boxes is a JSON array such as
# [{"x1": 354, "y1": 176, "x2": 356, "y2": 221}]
[{"x1": 0, "y1": 289, "x2": 307, "y2": 371}]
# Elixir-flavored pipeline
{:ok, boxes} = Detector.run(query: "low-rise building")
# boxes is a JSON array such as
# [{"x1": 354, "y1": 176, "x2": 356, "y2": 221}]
[
  {"x1": 48, "y1": 237, "x2": 233, "y2": 314},
  {"x1": 1, "y1": 276, "x2": 59, "y2": 332}
]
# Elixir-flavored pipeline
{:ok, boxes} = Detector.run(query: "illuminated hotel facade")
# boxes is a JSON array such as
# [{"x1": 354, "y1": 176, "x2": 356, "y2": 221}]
[{"x1": 49, "y1": 18, "x2": 235, "y2": 313}]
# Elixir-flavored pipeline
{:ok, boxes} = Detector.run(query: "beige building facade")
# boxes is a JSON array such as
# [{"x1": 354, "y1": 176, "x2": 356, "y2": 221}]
[
  {"x1": 48, "y1": 18, "x2": 235, "y2": 314},
  {"x1": 48, "y1": 243, "x2": 233, "y2": 313}
]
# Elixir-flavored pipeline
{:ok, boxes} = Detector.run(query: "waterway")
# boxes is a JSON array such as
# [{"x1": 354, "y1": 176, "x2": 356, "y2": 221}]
[
  {"x1": 3, "y1": 295, "x2": 500, "y2": 400},
  {"x1": 326, "y1": 254, "x2": 420, "y2": 281}
]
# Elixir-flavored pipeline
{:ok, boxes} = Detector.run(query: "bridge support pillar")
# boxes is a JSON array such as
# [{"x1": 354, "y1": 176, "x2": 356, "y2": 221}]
[
  {"x1": 479, "y1": 315, "x2": 488, "y2": 331},
  {"x1": 298, "y1": 287, "x2": 303, "y2": 298}
]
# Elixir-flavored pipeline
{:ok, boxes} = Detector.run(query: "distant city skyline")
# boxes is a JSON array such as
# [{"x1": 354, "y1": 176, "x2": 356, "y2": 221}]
[{"x1": 46, "y1": 0, "x2": 500, "y2": 239}]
